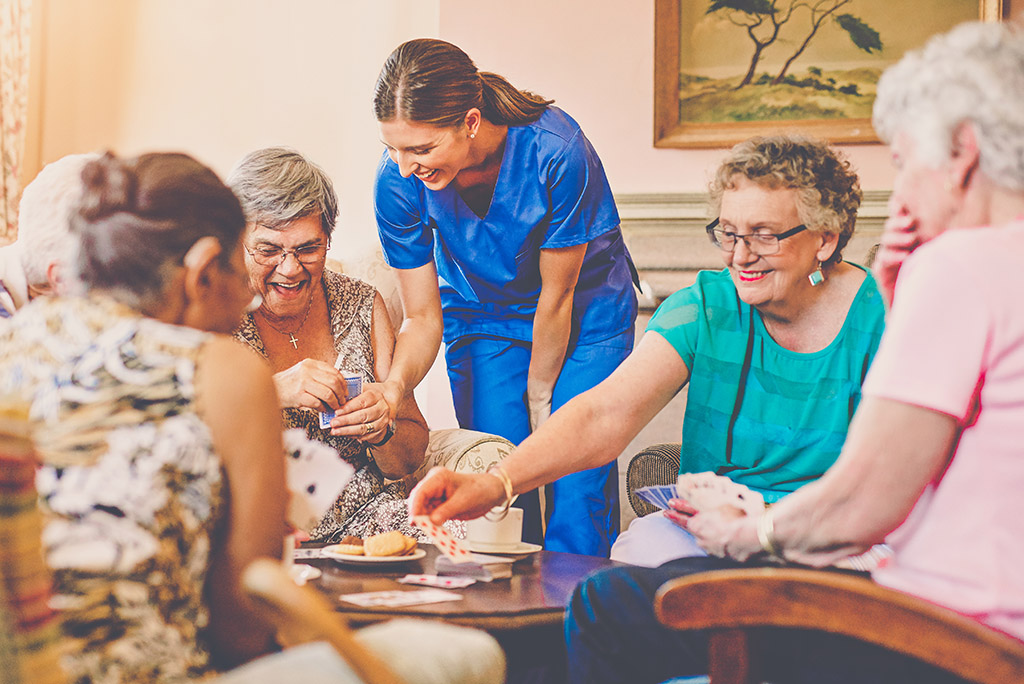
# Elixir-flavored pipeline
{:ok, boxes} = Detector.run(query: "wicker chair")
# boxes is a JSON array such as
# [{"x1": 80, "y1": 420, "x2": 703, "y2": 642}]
[
  {"x1": 0, "y1": 404, "x2": 66, "y2": 684},
  {"x1": 625, "y1": 443, "x2": 681, "y2": 518}
]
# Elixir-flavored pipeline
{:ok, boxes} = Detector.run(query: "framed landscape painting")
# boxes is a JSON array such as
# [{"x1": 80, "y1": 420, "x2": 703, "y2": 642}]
[{"x1": 654, "y1": 0, "x2": 1003, "y2": 148}]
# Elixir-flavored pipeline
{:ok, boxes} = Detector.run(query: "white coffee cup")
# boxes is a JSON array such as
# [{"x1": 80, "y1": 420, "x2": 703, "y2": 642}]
[{"x1": 466, "y1": 507, "x2": 524, "y2": 550}]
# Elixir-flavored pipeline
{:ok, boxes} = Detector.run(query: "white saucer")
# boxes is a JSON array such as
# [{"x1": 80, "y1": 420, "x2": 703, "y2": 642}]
[
  {"x1": 289, "y1": 564, "x2": 322, "y2": 585},
  {"x1": 465, "y1": 541, "x2": 542, "y2": 556},
  {"x1": 322, "y1": 547, "x2": 427, "y2": 564}
]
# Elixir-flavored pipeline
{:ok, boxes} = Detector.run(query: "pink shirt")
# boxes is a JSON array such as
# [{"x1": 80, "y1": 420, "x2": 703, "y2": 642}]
[{"x1": 863, "y1": 221, "x2": 1024, "y2": 641}]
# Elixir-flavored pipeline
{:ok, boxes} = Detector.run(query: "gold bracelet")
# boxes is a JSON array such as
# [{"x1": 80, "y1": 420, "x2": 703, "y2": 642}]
[
  {"x1": 484, "y1": 465, "x2": 514, "y2": 521},
  {"x1": 756, "y1": 508, "x2": 783, "y2": 560}
]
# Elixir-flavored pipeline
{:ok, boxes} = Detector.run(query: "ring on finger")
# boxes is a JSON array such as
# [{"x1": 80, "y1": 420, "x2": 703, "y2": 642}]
[{"x1": 363, "y1": 422, "x2": 371, "y2": 435}]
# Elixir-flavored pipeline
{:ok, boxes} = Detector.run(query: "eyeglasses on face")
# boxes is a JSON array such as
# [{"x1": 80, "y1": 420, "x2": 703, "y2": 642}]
[
  {"x1": 244, "y1": 242, "x2": 327, "y2": 267},
  {"x1": 705, "y1": 218, "x2": 807, "y2": 256}
]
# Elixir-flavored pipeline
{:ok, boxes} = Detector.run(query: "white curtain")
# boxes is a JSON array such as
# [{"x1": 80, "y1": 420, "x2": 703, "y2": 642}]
[{"x1": 0, "y1": 0, "x2": 31, "y2": 243}]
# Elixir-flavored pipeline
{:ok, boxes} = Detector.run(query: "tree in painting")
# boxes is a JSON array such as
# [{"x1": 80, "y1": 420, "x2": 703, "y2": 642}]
[{"x1": 707, "y1": 0, "x2": 882, "y2": 88}]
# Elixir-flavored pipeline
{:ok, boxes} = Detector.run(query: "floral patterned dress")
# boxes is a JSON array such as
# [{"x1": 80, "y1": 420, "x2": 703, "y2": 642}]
[
  {"x1": 0, "y1": 295, "x2": 225, "y2": 683},
  {"x1": 235, "y1": 270, "x2": 419, "y2": 542}
]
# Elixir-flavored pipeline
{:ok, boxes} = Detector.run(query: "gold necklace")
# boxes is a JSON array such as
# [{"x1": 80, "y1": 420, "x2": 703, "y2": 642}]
[{"x1": 257, "y1": 294, "x2": 313, "y2": 349}]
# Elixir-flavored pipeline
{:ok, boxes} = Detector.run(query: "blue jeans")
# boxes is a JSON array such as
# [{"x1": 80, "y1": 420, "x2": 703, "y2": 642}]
[
  {"x1": 446, "y1": 329, "x2": 633, "y2": 556},
  {"x1": 565, "y1": 556, "x2": 971, "y2": 684}
]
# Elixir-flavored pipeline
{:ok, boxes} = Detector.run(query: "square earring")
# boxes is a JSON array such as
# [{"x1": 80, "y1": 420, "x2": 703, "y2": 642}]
[{"x1": 808, "y1": 266, "x2": 825, "y2": 287}]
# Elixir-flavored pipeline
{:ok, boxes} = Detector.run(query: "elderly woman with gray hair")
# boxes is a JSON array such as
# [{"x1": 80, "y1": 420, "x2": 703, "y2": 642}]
[
  {"x1": 550, "y1": 20, "x2": 1024, "y2": 684},
  {"x1": 229, "y1": 147, "x2": 429, "y2": 541}
]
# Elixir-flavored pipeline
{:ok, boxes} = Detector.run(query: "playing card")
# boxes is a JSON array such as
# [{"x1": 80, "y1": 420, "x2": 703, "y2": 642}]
[
  {"x1": 283, "y1": 429, "x2": 354, "y2": 531},
  {"x1": 318, "y1": 370, "x2": 363, "y2": 429},
  {"x1": 340, "y1": 588, "x2": 463, "y2": 608},
  {"x1": 675, "y1": 472, "x2": 765, "y2": 515},
  {"x1": 635, "y1": 485, "x2": 678, "y2": 510},
  {"x1": 410, "y1": 515, "x2": 474, "y2": 564},
  {"x1": 398, "y1": 574, "x2": 477, "y2": 589}
]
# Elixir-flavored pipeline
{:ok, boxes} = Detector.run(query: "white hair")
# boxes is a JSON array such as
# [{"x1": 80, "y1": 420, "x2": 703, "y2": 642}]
[
  {"x1": 873, "y1": 21, "x2": 1024, "y2": 190},
  {"x1": 17, "y1": 153, "x2": 100, "y2": 286}
]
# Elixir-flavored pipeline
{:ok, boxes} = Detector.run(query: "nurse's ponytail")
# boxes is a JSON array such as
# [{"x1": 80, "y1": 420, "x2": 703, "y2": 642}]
[
  {"x1": 478, "y1": 71, "x2": 552, "y2": 126},
  {"x1": 374, "y1": 38, "x2": 553, "y2": 128}
]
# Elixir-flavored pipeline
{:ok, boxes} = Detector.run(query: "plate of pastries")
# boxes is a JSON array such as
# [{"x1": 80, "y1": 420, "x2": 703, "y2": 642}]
[{"x1": 322, "y1": 531, "x2": 425, "y2": 564}]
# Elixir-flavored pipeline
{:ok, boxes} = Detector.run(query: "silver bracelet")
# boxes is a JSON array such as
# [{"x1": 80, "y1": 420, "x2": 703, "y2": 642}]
[
  {"x1": 756, "y1": 507, "x2": 783, "y2": 560},
  {"x1": 483, "y1": 465, "x2": 514, "y2": 521}
]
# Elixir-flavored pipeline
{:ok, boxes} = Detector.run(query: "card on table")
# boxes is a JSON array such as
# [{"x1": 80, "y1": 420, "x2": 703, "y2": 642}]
[
  {"x1": 435, "y1": 553, "x2": 513, "y2": 582},
  {"x1": 398, "y1": 574, "x2": 477, "y2": 589},
  {"x1": 283, "y1": 428, "x2": 354, "y2": 531},
  {"x1": 340, "y1": 588, "x2": 463, "y2": 608},
  {"x1": 410, "y1": 515, "x2": 474, "y2": 564}
]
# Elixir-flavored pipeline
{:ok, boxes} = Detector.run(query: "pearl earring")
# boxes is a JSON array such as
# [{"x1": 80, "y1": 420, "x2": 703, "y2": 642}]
[{"x1": 469, "y1": 132, "x2": 476, "y2": 139}]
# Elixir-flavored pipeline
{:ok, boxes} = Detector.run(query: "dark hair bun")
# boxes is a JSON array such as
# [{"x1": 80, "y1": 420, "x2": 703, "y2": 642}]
[
  {"x1": 78, "y1": 152, "x2": 135, "y2": 221},
  {"x1": 68, "y1": 150, "x2": 245, "y2": 303}
]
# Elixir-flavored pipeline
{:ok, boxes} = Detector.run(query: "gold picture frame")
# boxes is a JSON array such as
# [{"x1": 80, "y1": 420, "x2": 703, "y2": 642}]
[{"x1": 654, "y1": 0, "x2": 1004, "y2": 148}]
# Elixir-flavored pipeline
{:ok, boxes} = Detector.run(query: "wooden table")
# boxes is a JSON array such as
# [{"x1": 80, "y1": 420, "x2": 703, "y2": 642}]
[
  {"x1": 301, "y1": 544, "x2": 623, "y2": 683},
  {"x1": 303, "y1": 544, "x2": 619, "y2": 629}
]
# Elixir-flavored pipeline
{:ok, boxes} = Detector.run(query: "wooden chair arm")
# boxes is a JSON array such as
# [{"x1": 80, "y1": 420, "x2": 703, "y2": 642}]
[
  {"x1": 242, "y1": 559, "x2": 406, "y2": 684},
  {"x1": 654, "y1": 567, "x2": 1024, "y2": 684}
]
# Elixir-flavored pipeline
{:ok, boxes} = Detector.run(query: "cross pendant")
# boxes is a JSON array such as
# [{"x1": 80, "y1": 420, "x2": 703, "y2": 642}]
[{"x1": 287, "y1": 333, "x2": 299, "y2": 349}]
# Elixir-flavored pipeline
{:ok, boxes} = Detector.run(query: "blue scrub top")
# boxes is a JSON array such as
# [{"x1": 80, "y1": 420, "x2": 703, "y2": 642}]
[{"x1": 374, "y1": 107, "x2": 638, "y2": 345}]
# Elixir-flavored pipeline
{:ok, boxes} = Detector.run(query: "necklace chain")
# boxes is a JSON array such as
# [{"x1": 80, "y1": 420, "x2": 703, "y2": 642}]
[{"x1": 257, "y1": 293, "x2": 313, "y2": 349}]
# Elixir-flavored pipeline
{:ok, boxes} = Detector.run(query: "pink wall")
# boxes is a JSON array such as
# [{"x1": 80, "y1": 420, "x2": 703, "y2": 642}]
[{"x1": 439, "y1": 1, "x2": 1016, "y2": 195}]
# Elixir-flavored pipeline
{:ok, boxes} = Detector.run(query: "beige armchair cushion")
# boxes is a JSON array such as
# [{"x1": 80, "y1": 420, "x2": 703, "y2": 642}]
[
  {"x1": 327, "y1": 250, "x2": 403, "y2": 332},
  {"x1": 414, "y1": 429, "x2": 514, "y2": 484}
]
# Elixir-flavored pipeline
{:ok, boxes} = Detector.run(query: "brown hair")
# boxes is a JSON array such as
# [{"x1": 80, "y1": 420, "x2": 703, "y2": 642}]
[
  {"x1": 373, "y1": 38, "x2": 553, "y2": 128},
  {"x1": 71, "y1": 151, "x2": 246, "y2": 307},
  {"x1": 709, "y1": 135, "x2": 862, "y2": 268}
]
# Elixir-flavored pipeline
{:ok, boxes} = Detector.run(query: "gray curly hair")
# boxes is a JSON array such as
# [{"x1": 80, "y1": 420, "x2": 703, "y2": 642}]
[
  {"x1": 227, "y1": 147, "x2": 338, "y2": 238},
  {"x1": 873, "y1": 21, "x2": 1024, "y2": 190},
  {"x1": 709, "y1": 135, "x2": 862, "y2": 267}
]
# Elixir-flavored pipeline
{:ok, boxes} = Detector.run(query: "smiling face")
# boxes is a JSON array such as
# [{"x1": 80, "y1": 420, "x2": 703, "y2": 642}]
[
  {"x1": 889, "y1": 131, "x2": 959, "y2": 244},
  {"x1": 243, "y1": 214, "x2": 328, "y2": 320},
  {"x1": 718, "y1": 177, "x2": 836, "y2": 312},
  {"x1": 378, "y1": 116, "x2": 473, "y2": 190}
]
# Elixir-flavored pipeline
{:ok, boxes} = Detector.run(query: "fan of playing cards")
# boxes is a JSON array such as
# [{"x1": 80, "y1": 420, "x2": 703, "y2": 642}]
[
  {"x1": 283, "y1": 429, "x2": 354, "y2": 531},
  {"x1": 636, "y1": 472, "x2": 765, "y2": 515}
]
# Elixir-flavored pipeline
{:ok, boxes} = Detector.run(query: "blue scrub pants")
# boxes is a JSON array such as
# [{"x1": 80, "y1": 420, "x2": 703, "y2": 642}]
[
  {"x1": 565, "y1": 556, "x2": 970, "y2": 684},
  {"x1": 446, "y1": 329, "x2": 634, "y2": 556}
]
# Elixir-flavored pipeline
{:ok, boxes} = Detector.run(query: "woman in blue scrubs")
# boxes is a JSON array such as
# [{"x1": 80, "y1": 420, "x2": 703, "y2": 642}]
[{"x1": 372, "y1": 38, "x2": 638, "y2": 555}]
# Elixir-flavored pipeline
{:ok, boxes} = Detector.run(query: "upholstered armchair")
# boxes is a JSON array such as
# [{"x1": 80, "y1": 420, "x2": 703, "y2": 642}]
[{"x1": 413, "y1": 428, "x2": 514, "y2": 483}]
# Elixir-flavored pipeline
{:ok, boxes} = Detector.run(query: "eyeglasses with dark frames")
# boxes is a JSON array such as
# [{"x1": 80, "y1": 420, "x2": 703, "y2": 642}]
[{"x1": 705, "y1": 218, "x2": 808, "y2": 256}]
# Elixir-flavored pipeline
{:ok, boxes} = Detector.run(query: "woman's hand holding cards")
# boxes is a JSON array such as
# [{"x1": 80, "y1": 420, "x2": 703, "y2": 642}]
[
  {"x1": 273, "y1": 358, "x2": 351, "y2": 411},
  {"x1": 662, "y1": 472, "x2": 766, "y2": 560},
  {"x1": 408, "y1": 467, "x2": 507, "y2": 525},
  {"x1": 325, "y1": 381, "x2": 392, "y2": 444}
]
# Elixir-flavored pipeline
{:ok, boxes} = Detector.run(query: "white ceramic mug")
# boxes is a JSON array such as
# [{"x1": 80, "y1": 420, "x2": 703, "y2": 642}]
[{"x1": 466, "y1": 507, "x2": 524, "y2": 550}]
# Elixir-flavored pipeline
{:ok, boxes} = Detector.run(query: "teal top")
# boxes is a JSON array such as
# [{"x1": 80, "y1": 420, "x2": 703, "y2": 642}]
[{"x1": 647, "y1": 266, "x2": 885, "y2": 503}]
